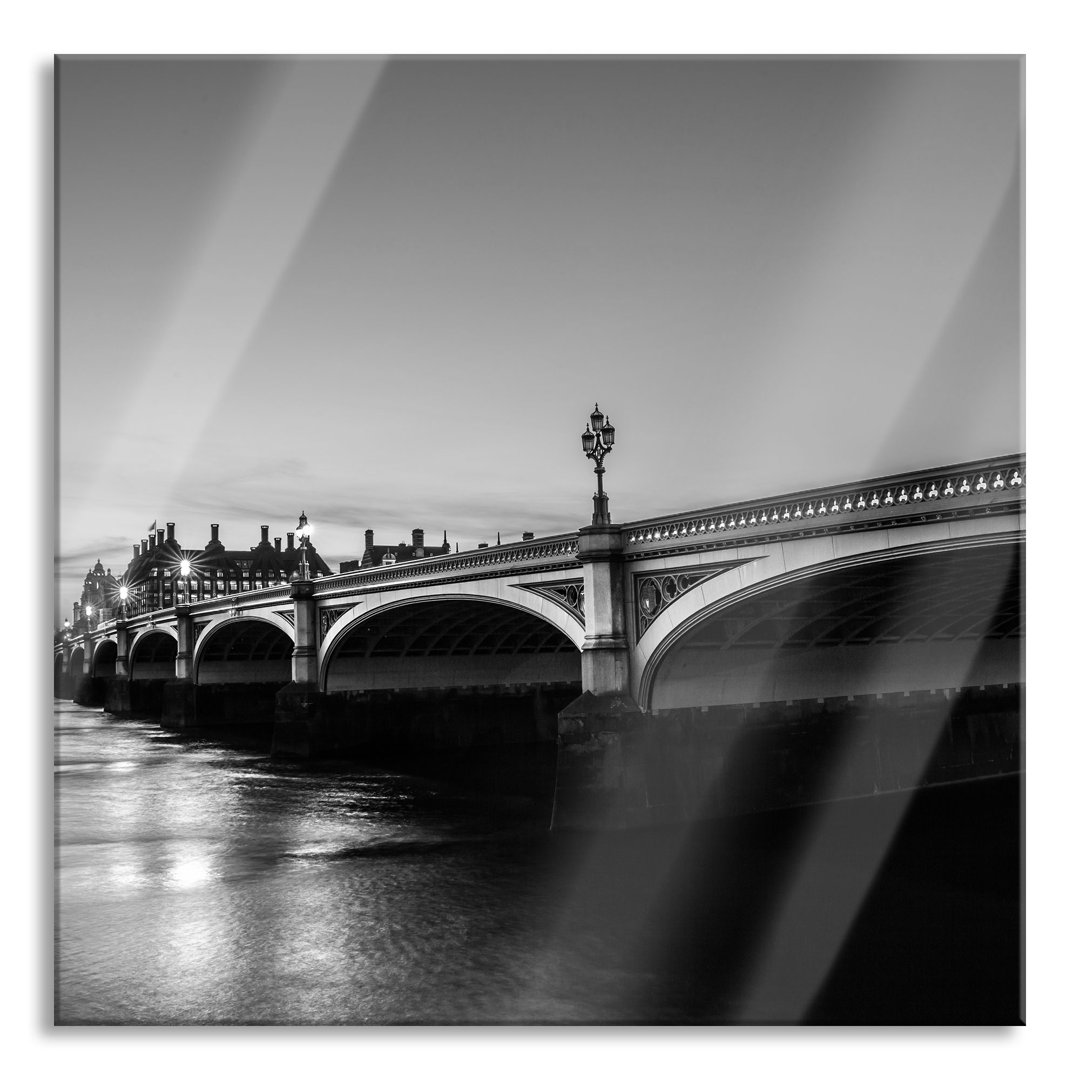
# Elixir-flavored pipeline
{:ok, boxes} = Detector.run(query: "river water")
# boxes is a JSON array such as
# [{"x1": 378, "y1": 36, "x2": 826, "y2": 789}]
[{"x1": 54, "y1": 700, "x2": 1022, "y2": 1025}]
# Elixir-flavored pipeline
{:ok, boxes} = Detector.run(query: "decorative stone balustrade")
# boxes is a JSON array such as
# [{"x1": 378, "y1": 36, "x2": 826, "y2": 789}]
[
  {"x1": 622, "y1": 457, "x2": 1025, "y2": 553},
  {"x1": 312, "y1": 535, "x2": 581, "y2": 593}
]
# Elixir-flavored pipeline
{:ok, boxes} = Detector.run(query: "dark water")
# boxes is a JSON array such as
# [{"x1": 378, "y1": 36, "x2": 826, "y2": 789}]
[{"x1": 54, "y1": 701, "x2": 1022, "y2": 1025}]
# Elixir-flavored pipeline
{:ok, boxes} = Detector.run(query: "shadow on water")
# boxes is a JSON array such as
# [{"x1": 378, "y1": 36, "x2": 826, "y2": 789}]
[{"x1": 547, "y1": 774, "x2": 1022, "y2": 1024}]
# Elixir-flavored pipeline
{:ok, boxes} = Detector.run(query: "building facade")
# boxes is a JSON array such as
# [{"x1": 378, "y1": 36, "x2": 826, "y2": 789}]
[{"x1": 71, "y1": 521, "x2": 334, "y2": 625}]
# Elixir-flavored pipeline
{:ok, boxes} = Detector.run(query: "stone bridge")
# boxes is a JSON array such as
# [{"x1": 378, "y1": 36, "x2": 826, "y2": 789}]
[{"x1": 56, "y1": 454, "x2": 1024, "y2": 828}]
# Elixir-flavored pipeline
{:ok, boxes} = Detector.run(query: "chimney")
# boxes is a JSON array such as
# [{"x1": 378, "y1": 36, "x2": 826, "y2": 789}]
[
  {"x1": 148, "y1": 531, "x2": 155, "y2": 549},
  {"x1": 412, "y1": 528, "x2": 424, "y2": 557},
  {"x1": 141, "y1": 539, "x2": 148, "y2": 555},
  {"x1": 132, "y1": 544, "x2": 139, "y2": 558},
  {"x1": 166, "y1": 523, "x2": 175, "y2": 542},
  {"x1": 157, "y1": 528, "x2": 166, "y2": 547},
  {"x1": 261, "y1": 525, "x2": 269, "y2": 545},
  {"x1": 211, "y1": 524, "x2": 220, "y2": 544},
  {"x1": 287, "y1": 532, "x2": 295, "y2": 549},
  {"x1": 275, "y1": 537, "x2": 281, "y2": 553},
  {"x1": 522, "y1": 532, "x2": 534, "y2": 541},
  {"x1": 365, "y1": 529, "x2": 374, "y2": 551}
]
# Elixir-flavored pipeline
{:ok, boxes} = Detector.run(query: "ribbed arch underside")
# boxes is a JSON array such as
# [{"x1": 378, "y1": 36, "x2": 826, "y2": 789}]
[
  {"x1": 197, "y1": 620, "x2": 293, "y2": 685},
  {"x1": 129, "y1": 631, "x2": 177, "y2": 681},
  {"x1": 93, "y1": 639, "x2": 117, "y2": 677},
  {"x1": 649, "y1": 542, "x2": 1022, "y2": 710},
  {"x1": 325, "y1": 599, "x2": 581, "y2": 693}
]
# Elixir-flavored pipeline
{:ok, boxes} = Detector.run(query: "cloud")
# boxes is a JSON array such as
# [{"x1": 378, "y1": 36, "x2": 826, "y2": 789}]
[{"x1": 55, "y1": 538, "x2": 134, "y2": 572}]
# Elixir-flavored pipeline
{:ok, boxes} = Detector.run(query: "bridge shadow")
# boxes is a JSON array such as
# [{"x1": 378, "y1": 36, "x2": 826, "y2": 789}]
[{"x1": 547, "y1": 658, "x2": 1020, "y2": 1023}]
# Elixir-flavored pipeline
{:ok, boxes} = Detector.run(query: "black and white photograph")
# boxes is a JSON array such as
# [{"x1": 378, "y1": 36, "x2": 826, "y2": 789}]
[{"x1": 49, "y1": 51, "x2": 1025, "y2": 1031}]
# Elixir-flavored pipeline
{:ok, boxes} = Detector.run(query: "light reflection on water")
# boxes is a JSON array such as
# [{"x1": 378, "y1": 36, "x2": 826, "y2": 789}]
[
  {"x1": 54, "y1": 700, "x2": 1020, "y2": 1025},
  {"x1": 54, "y1": 701, "x2": 593, "y2": 1024}
]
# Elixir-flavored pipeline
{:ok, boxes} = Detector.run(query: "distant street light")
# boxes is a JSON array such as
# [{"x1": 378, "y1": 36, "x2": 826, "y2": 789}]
[
  {"x1": 296, "y1": 512, "x2": 312, "y2": 580},
  {"x1": 581, "y1": 403, "x2": 616, "y2": 526}
]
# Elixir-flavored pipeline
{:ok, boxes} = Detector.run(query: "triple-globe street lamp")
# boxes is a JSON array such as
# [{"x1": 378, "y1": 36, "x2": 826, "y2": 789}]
[{"x1": 581, "y1": 403, "x2": 616, "y2": 526}]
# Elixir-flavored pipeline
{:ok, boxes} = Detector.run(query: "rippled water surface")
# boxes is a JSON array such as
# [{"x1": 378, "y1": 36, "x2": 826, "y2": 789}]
[{"x1": 55, "y1": 701, "x2": 1021, "y2": 1025}]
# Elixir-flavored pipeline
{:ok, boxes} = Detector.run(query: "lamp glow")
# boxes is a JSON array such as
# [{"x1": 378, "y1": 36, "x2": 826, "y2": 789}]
[{"x1": 296, "y1": 512, "x2": 312, "y2": 579}]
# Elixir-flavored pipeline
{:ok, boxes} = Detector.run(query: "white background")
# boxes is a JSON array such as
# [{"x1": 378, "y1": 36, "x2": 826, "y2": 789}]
[{"x1": 6, "y1": 1, "x2": 1071, "y2": 1075}]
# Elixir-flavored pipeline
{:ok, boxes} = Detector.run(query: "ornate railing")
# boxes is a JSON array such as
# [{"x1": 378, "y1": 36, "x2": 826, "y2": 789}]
[
  {"x1": 313, "y1": 534, "x2": 581, "y2": 594},
  {"x1": 59, "y1": 456, "x2": 1026, "y2": 653},
  {"x1": 622, "y1": 455, "x2": 1025, "y2": 552}
]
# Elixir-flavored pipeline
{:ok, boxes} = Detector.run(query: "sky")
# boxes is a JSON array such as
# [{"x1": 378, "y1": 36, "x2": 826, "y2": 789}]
[{"x1": 56, "y1": 55, "x2": 1022, "y2": 622}]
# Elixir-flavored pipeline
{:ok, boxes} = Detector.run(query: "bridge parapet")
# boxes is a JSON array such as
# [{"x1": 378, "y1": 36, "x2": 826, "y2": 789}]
[
  {"x1": 311, "y1": 533, "x2": 581, "y2": 593},
  {"x1": 54, "y1": 535, "x2": 584, "y2": 653},
  {"x1": 622, "y1": 455, "x2": 1024, "y2": 557}
]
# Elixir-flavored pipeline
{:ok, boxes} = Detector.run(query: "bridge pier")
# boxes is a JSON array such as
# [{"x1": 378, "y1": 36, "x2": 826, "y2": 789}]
[
  {"x1": 271, "y1": 683, "x2": 331, "y2": 758},
  {"x1": 102, "y1": 677, "x2": 169, "y2": 719},
  {"x1": 551, "y1": 686, "x2": 1022, "y2": 830},
  {"x1": 161, "y1": 678, "x2": 196, "y2": 729},
  {"x1": 577, "y1": 524, "x2": 631, "y2": 696},
  {"x1": 103, "y1": 675, "x2": 134, "y2": 716},
  {"x1": 69, "y1": 636, "x2": 96, "y2": 705},
  {"x1": 72, "y1": 674, "x2": 105, "y2": 708},
  {"x1": 161, "y1": 680, "x2": 286, "y2": 734},
  {"x1": 272, "y1": 578, "x2": 328, "y2": 757},
  {"x1": 114, "y1": 623, "x2": 131, "y2": 680},
  {"x1": 552, "y1": 692, "x2": 649, "y2": 829}
]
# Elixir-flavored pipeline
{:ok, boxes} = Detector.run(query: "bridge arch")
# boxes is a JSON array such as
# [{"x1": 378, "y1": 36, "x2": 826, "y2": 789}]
[
  {"x1": 91, "y1": 637, "x2": 118, "y2": 678},
  {"x1": 192, "y1": 615, "x2": 294, "y2": 685},
  {"x1": 67, "y1": 645, "x2": 85, "y2": 677},
  {"x1": 638, "y1": 536, "x2": 1022, "y2": 711},
  {"x1": 128, "y1": 628, "x2": 178, "y2": 681},
  {"x1": 321, "y1": 593, "x2": 582, "y2": 694}
]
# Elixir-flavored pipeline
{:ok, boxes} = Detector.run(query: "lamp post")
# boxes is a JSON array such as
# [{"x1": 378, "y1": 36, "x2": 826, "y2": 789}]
[
  {"x1": 178, "y1": 558, "x2": 192, "y2": 607},
  {"x1": 296, "y1": 512, "x2": 312, "y2": 580},
  {"x1": 580, "y1": 403, "x2": 616, "y2": 526},
  {"x1": 118, "y1": 585, "x2": 129, "y2": 621}
]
